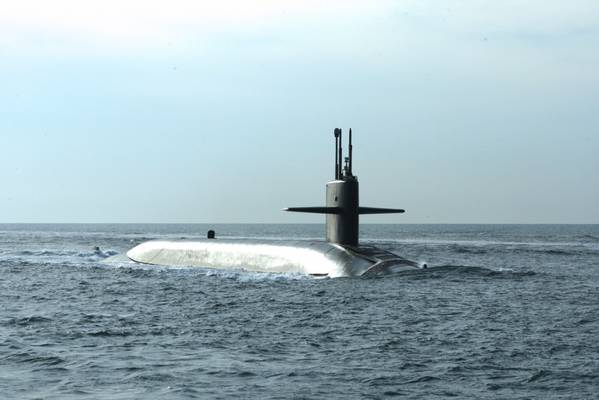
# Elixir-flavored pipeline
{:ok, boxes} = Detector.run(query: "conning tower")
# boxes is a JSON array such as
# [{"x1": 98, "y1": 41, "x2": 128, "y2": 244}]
[{"x1": 285, "y1": 128, "x2": 405, "y2": 246}]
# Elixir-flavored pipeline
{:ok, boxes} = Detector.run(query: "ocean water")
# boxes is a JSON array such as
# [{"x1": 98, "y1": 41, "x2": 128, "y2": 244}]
[{"x1": 1, "y1": 223, "x2": 598, "y2": 399}]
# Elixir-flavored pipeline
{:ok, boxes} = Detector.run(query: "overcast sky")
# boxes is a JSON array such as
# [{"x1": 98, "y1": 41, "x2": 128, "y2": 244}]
[{"x1": 1, "y1": 0, "x2": 598, "y2": 223}]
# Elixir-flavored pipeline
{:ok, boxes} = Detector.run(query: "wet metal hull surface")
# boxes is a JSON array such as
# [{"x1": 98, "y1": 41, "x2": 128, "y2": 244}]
[{"x1": 126, "y1": 239, "x2": 422, "y2": 278}]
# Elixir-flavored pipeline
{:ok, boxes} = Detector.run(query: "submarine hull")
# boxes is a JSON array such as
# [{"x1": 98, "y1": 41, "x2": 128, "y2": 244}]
[{"x1": 126, "y1": 239, "x2": 422, "y2": 278}]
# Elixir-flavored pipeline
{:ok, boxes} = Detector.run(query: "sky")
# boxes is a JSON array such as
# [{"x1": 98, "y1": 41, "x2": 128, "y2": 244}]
[{"x1": 1, "y1": 0, "x2": 598, "y2": 224}]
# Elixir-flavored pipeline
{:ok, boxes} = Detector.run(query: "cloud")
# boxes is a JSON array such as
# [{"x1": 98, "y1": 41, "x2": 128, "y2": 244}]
[
  {"x1": 0, "y1": 0, "x2": 393, "y2": 50},
  {"x1": 3, "y1": 0, "x2": 598, "y2": 59}
]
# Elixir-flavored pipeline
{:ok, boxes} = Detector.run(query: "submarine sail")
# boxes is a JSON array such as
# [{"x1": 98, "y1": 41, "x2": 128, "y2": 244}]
[{"x1": 285, "y1": 128, "x2": 404, "y2": 246}]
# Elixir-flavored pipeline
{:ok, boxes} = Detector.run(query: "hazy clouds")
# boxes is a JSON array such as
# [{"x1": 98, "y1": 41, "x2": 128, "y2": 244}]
[{"x1": 1, "y1": 1, "x2": 597, "y2": 223}]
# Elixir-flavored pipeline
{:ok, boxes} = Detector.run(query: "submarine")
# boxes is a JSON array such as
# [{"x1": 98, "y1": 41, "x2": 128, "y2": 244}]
[{"x1": 127, "y1": 128, "x2": 425, "y2": 277}]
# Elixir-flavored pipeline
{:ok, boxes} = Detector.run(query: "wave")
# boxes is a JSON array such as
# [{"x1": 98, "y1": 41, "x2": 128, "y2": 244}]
[
  {"x1": 2, "y1": 315, "x2": 53, "y2": 326},
  {"x1": 2, "y1": 351, "x2": 66, "y2": 367},
  {"x1": 8, "y1": 248, "x2": 119, "y2": 259},
  {"x1": 503, "y1": 246, "x2": 598, "y2": 257},
  {"x1": 397, "y1": 265, "x2": 537, "y2": 279},
  {"x1": 99, "y1": 258, "x2": 314, "y2": 282},
  {"x1": 526, "y1": 369, "x2": 552, "y2": 383},
  {"x1": 365, "y1": 237, "x2": 597, "y2": 249},
  {"x1": 77, "y1": 249, "x2": 119, "y2": 258},
  {"x1": 202, "y1": 268, "x2": 312, "y2": 282},
  {"x1": 542, "y1": 249, "x2": 579, "y2": 256},
  {"x1": 86, "y1": 329, "x2": 133, "y2": 337},
  {"x1": 366, "y1": 238, "x2": 599, "y2": 258},
  {"x1": 449, "y1": 244, "x2": 489, "y2": 255}
]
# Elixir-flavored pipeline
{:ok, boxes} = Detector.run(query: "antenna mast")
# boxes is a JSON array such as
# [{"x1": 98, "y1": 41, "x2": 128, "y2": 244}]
[
  {"x1": 334, "y1": 128, "x2": 340, "y2": 179},
  {"x1": 349, "y1": 128, "x2": 353, "y2": 176},
  {"x1": 338, "y1": 129, "x2": 343, "y2": 179}
]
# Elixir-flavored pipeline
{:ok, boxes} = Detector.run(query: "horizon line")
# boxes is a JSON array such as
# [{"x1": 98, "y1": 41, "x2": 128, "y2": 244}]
[{"x1": 1, "y1": 222, "x2": 598, "y2": 226}]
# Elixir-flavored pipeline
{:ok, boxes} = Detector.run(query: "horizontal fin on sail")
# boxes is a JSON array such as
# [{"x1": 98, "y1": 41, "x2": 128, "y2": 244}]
[
  {"x1": 285, "y1": 207, "x2": 404, "y2": 214},
  {"x1": 359, "y1": 207, "x2": 405, "y2": 214},
  {"x1": 284, "y1": 207, "x2": 342, "y2": 214}
]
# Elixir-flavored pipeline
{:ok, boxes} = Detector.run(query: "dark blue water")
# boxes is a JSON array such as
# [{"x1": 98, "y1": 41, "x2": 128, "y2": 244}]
[{"x1": 1, "y1": 224, "x2": 599, "y2": 399}]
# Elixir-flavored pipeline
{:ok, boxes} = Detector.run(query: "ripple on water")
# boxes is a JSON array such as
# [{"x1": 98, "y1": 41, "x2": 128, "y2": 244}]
[{"x1": 2, "y1": 224, "x2": 599, "y2": 399}]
